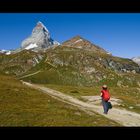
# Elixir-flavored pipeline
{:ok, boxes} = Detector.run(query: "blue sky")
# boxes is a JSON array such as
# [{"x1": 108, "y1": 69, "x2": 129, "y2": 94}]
[{"x1": 0, "y1": 13, "x2": 140, "y2": 58}]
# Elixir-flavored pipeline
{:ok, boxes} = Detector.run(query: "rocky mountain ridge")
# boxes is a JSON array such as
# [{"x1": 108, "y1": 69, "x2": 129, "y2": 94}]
[
  {"x1": 21, "y1": 21, "x2": 60, "y2": 51},
  {"x1": 62, "y1": 35, "x2": 109, "y2": 54},
  {"x1": 0, "y1": 22, "x2": 140, "y2": 87}
]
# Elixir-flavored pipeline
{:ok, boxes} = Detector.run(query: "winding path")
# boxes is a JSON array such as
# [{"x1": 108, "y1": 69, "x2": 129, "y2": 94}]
[
  {"x1": 22, "y1": 81, "x2": 140, "y2": 126},
  {"x1": 19, "y1": 70, "x2": 42, "y2": 79}
]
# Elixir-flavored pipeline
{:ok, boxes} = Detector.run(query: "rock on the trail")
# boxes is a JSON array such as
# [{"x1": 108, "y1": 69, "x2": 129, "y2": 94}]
[{"x1": 129, "y1": 106, "x2": 134, "y2": 109}]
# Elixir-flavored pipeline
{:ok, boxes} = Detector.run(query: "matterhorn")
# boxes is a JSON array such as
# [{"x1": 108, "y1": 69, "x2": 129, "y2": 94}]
[{"x1": 21, "y1": 21, "x2": 60, "y2": 51}]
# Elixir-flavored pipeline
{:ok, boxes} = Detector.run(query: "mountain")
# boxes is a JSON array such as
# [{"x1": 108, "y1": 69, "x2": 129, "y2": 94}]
[
  {"x1": 0, "y1": 50, "x2": 45, "y2": 75},
  {"x1": 9, "y1": 37, "x2": 139, "y2": 87},
  {"x1": 21, "y1": 21, "x2": 60, "y2": 51},
  {"x1": 0, "y1": 49, "x2": 11, "y2": 55},
  {"x1": 0, "y1": 24, "x2": 140, "y2": 87},
  {"x1": 62, "y1": 35, "x2": 109, "y2": 54},
  {"x1": 132, "y1": 57, "x2": 140, "y2": 66},
  {"x1": 1, "y1": 35, "x2": 140, "y2": 87}
]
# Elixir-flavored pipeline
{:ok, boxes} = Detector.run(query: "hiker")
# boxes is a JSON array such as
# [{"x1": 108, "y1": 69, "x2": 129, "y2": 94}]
[{"x1": 100, "y1": 85, "x2": 111, "y2": 114}]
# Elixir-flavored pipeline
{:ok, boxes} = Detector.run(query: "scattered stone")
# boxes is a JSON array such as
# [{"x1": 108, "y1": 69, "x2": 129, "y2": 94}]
[
  {"x1": 117, "y1": 81, "x2": 123, "y2": 87},
  {"x1": 129, "y1": 106, "x2": 134, "y2": 109},
  {"x1": 137, "y1": 82, "x2": 140, "y2": 87},
  {"x1": 122, "y1": 69, "x2": 127, "y2": 72},
  {"x1": 103, "y1": 75, "x2": 106, "y2": 79},
  {"x1": 84, "y1": 67, "x2": 96, "y2": 74},
  {"x1": 53, "y1": 58, "x2": 63, "y2": 66},
  {"x1": 126, "y1": 70, "x2": 130, "y2": 73},
  {"x1": 5, "y1": 71, "x2": 9, "y2": 74},
  {"x1": 89, "y1": 75, "x2": 94, "y2": 79},
  {"x1": 94, "y1": 121, "x2": 97, "y2": 124},
  {"x1": 13, "y1": 88, "x2": 19, "y2": 92},
  {"x1": 132, "y1": 70, "x2": 136, "y2": 74},
  {"x1": 110, "y1": 77, "x2": 114, "y2": 80},
  {"x1": 75, "y1": 112, "x2": 81, "y2": 116}
]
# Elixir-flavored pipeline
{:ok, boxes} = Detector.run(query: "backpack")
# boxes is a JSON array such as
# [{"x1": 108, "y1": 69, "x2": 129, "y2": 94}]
[
  {"x1": 108, "y1": 102, "x2": 112, "y2": 109},
  {"x1": 101, "y1": 90, "x2": 110, "y2": 101}
]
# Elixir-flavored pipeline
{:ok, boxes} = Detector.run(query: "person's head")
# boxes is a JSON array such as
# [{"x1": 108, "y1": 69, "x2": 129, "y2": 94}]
[{"x1": 102, "y1": 85, "x2": 107, "y2": 90}]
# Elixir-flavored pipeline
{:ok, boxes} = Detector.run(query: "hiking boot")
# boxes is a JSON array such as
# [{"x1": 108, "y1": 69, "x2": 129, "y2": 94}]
[{"x1": 104, "y1": 112, "x2": 108, "y2": 114}]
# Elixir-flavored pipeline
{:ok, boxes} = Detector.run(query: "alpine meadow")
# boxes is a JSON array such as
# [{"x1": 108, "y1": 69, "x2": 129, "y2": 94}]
[{"x1": 1, "y1": 15, "x2": 140, "y2": 126}]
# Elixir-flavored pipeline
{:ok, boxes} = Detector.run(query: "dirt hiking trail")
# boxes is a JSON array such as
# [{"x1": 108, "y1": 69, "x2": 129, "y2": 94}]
[
  {"x1": 22, "y1": 81, "x2": 140, "y2": 126},
  {"x1": 18, "y1": 70, "x2": 42, "y2": 79}
]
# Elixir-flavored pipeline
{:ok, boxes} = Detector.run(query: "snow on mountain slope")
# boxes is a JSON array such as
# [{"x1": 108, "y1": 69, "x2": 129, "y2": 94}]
[
  {"x1": 21, "y1": 21, "x2": 60, "y2": 51},
  {"x1": 25, "y1": 43, "x2": 38, "y2": 50}
]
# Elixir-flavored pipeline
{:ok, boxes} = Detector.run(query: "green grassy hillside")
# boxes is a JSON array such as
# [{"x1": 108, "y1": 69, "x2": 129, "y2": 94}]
[
  {"x1": 0, "y1": 50, "x2": 45, "y2": 75},
  {"x1": 18, "y1": 46, "x2": 140, "y2": 88},
  {"x1": 0, "y1": 74, "x2": 120, "y2": 126}
]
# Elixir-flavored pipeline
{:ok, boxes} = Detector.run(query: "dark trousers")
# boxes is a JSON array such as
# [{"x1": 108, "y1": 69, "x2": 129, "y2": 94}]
[{"x1": 102, "y1": 99, "x2": 109, "y2": 114}]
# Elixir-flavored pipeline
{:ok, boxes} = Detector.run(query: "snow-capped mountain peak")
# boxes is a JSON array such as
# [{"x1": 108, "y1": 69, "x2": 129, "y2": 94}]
[
  {"x1": 35, "y1": 21, "x2": 49, "y2": 33},
  {"x1": 21, "y1": 21, "x2": 60, "y2": 51}
]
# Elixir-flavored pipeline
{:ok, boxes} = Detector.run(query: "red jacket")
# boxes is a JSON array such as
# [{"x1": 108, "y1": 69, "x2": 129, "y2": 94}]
[{"x1": 101, "y1": 89, "x2": 110, "y2": 101}]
